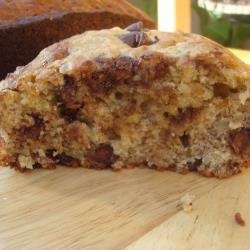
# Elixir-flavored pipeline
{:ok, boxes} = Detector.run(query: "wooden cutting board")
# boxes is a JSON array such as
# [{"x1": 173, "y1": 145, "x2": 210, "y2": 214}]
[{"x1": 0, "y1": 49, "x2": 250, "y2": 250}]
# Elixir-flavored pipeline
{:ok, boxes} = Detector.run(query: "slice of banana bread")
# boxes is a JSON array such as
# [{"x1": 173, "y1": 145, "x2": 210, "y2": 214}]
[{"x1": 0, "y1": 23, "x2": 250, "y2": 178}]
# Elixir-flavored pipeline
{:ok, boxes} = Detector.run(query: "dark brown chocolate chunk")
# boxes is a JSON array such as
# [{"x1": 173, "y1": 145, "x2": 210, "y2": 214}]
[
  {"x1": 180, "y1": 133, "x2": 190, "y2": 147},
  {"x1": 56, "y1": 153, "x2": 77, "y2": 166},
  {"x1": 115, "y1": 91, "x2": 123, "y2": 100},
  {"x1": 187, "y1": 159, "x2": 202, "y2": 171},
  {"x1": 88, "y1": 77, "x2": 114, "y2": 93},
  {"x1": 60, "y1": 105, "x2": 79, "y2": 122},
  {"x1": 58, "y1": 75, "x2": 80, "y2": 108},
  {"x1": 213, "y1": 83, "x2": 231, "y2": 99},
  {"x1": 170, "y1": 107, "x2": 200, "y2": 125},
  {"x1": 46, "y1": 149, "x2": 79, "y2": 166},
  {"x1": 33, "y1": 162, "x2": 42, "y2": 169},
  {"x1": 22, "y1": 113, "x2": 44, "y2": 139},
  {"x1": 87, "y1": 144, "x2": 118, "y2": 169},
  {"x1": 137, "y1": 52, "x2": 170, "y2": 84},
  {"x1": 112, "y1": 56, "x2": 135, "y2": 80},
  {"x1": 152, "y1": 35, "x2": 160, "y2": 44},
  {"x1": 229, "y1": 128, "x2": 250, "y2": 155},
  {"x1": 119, "y1": 32, "x2": 149, "y2": 48},
  {"x1": 46, "y1": 149, "x2": 57, "y2": 160},
  {"x1": 235, "y1": 212, "x2": 245, "y2": 226},
  {"x1": 125, "y1": 21, "x2": 144, "y2": 32},
  {"x1": 87, "y1": 58, "x2": 114, "y2": 93}
]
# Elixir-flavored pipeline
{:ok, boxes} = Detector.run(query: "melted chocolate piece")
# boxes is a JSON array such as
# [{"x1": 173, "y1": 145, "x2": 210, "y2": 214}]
[
  {"x1": 179, "y1": 133, "x2": 190, "y2": 147},
  {"x1": 187, "y1": 159, "x2": 202, "y2": 171},
  {"x1": 87, "y1": 144, "x2": 118, "y2": 169},
  {"x1": 229, "y1": 128, "x2": 250, "y2": 155}
]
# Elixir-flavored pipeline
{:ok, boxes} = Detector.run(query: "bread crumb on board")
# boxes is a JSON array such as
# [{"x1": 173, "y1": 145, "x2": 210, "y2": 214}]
[
  {"x1": 177, "y1": 194, "x2": 195, "y2": 213},
  {"x1": 235, "y1": 212, "x2": 245, "y2": 226}
]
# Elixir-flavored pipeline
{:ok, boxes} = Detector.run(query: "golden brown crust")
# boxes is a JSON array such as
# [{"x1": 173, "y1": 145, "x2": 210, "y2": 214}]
[{"x1": 1, "y1": 26, "x2": 249, "y2": 92}]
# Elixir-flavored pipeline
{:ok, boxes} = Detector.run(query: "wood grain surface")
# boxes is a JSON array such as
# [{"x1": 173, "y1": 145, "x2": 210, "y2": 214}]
[{"x1": 0, "y1": 49, "x2": 250, "y2": 250}]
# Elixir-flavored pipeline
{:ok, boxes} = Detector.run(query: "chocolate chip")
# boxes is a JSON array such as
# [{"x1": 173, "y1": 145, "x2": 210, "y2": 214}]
[
  {"x1": 137, "y1": 52, "x2": 170, "y2": 83},
  {"x1": 104, "y1": 128, "x2": 121, "y2": 140},
  {"x1": 163, "y1": 112, "x2": 169, "y2": 118},
  {"x1": 88, "y1": 77, "x2": 114, "y2": 93},
  {"x1": 115, "y1": 92, "x2": 123, "y2": 100},
  {"x1": 58, "y1": 75, "x2": 78, "y2": 107},
  {"x1": 119, "y1": 31, "x2": 160, "y2": 48},
  {"x1": 56, "y1": 153, "x2": 77, "y2": 166},
  {"x1": 229, "y1": 128, "x2": 250, "y2": 155},
  {"x1": 118, "y1": 32, "x2": 148, "y2": 48},
  {"x1": 187, "y1": 159, "x2": 202, "y2": 171},
  {"x1": 33, "y1": 162, "x2": 42, "y2": 169},
  {"x1": 112, "y1": 56, "x2": 135, "y2": 80},
  {"x1": 22, "y1": 113, "x2": 44, "y2": 139},
  {"x1": 125, "y1": 21, "x2": 144, "y2": 31},
  {"x1": 213, "y1": 83, "x2": 231, "y2": 99},
  {"x1": 152, "y1": 36, "x2": 160, "y2": 44},
  {"x1": 86, "y1": 60, "x2": 114, "y2": 92},
  {"x1": 46, "y1": 149, "x2": 57, "y2": 160},
  {"x1": 170, "y1": 107, "x2": 200, "y2": 125},
  {"x1": 87, "y1": 144, "x2": 118, "y2": 169},
  {"x1": 46, "y1": 149, "x2": 79, "y2": 166},
  {"x1": 180, "y1": 133, "x2": 190, "y2": 147},
  {"x1": 60, "y1": 105, "x2": 79, "y2": 122}
]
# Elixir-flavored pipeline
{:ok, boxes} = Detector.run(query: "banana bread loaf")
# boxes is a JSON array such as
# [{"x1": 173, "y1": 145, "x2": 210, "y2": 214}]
[
  {"x1": 0, "y1": 23, "x2": 250, "y2": 178},
  {"x1": 0, "y1": 0, "x2": 154, "y2": 79}
]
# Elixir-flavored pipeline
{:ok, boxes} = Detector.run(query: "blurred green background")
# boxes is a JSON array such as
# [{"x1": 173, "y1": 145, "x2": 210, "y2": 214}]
[
  {"x1": 192, "y1": 0, "x2": 250, "y2": 49},
  {"x1": 128, "y1": 0, "x2": 157, "y2": 23},
  {"x1": 128, "y1": 0, "x2": 250, "y2": 49}
]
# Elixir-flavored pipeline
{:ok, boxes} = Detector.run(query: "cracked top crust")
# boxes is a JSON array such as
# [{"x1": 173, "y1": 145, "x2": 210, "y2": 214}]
[{"x1": 1, "y1": 26, "x2": 250, "y2": 92}]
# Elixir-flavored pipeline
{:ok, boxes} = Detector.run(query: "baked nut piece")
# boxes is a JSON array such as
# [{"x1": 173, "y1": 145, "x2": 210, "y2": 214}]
[
  {"x1": 0, "y1": 23, "x2": 250, "y2": 178},
  {"x1": 0, "y1": 0, "x2": 155, "y2": 79}
]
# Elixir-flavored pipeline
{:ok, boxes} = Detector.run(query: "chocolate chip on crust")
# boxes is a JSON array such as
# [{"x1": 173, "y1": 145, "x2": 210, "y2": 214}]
[
  {"x1": 56, "y1": 153, "x2": 78, "y2": 166},
  {"x1": 119, "y1": 31, "x2": 156, "y2": 48},
  {"x1": 125, "y1": 21, "x2": 144, "y2": 32}
]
